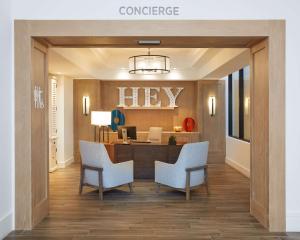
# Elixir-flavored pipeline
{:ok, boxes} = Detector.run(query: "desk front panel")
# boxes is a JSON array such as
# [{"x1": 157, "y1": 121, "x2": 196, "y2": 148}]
[{"x1": 114, "y1": 144, "x2": 183, "y2": 179}]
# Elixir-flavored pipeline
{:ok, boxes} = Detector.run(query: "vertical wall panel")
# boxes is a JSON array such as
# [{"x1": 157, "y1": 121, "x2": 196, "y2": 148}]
[
  {"x1": 250, "y1": 40, "x2": 269, "y2": 228},
  {"x1": 73, "y1": 79, "x2": 101, "y2": 161},
  {"x1": 31, "y1": 40, "x2": 49, "y2": 227},
  {"x1": 200, "y1": 80, "x2": 226, "y2": 163}
]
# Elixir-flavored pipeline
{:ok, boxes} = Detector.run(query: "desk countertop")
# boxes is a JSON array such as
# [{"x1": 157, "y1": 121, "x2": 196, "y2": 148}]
[
  {"x1": 108, "y1": 131, "x2": 200, "y2": 134},
  {"x1": 108, "y1": 141, "x2": 184, "y2": 146}
]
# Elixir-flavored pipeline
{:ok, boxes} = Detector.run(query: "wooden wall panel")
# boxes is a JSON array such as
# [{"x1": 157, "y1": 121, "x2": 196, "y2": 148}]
[
  {"x1": 73, "y1": 80, "x2": 101, "y2": 161},
  {"x1": 199, "y1": 80, "x2": 226, "y2": 163},
  {"x1": 31, "y1": 40, "x2": 49, "y2": 227},
  {"x1": 101, "y1": 81, "x2": 197, "y2": 131},
  {"x1": 250, "y1": 40, "x2": 269, "y2": 228},
  {"x1": 15, "y1": 21, "x2": 32, "y2": 230},
  {"x1": 195, "y1": 81, "x2": 204, "y2": 134}
]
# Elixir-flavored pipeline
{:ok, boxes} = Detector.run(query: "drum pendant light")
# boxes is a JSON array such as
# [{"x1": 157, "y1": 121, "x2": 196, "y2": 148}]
[{"x1": 128, "y1": 48, "x2": 170, "y2": 75}]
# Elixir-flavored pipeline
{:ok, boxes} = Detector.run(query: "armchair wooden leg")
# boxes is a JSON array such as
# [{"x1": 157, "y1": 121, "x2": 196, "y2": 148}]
[
  {"x1": 204, "y1": 168, "x2": 209, "y2": 195},
  {"x1": 98, "y1": 168, "x2": 103, "y2": 200},
  {"x1": 98, "y1": 188, "x2": 103, "y2": 200},
  {"x1": 186, "y1": 188, "x2": 191, "y2": 201},
  {"x1": 79, "y1": 183, "x2": 83, "y2": 195},
  {"x1": 79, "y1": 165, "x2": 84, "y2": 195},
  {"x1": 184, "y1": 165, "x2": 208, "y2": 200},
  {"x1": 205, "y1": 182, "x2": 209, "y2": 195},
  {"x1": 128, "y1": 183, "x2": 133, "y2": 193},
  {"x1": 186, "y1": 171, "x2": 191, "y2": 200},
  {"x1": 79, "y1": 180, "x2": 83, "y2": 195},
  {"x1": 156, "y1": 183, "x2": 160, "y2": 193}
]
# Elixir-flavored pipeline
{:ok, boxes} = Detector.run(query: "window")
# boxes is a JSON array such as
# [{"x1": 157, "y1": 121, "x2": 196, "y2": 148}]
[{"x1": 228, "y1": 66, "x2": 250, "y2": 142}]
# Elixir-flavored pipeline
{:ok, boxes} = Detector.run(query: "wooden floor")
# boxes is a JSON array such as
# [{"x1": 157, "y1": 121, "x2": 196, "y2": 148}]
[{"x1": 7, "y1": 163, "x2": 300, "y2": 239}]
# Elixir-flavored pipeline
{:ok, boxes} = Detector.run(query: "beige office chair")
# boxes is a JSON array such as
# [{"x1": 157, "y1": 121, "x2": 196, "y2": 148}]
[{"x1": 148, "y1": 127, "x2": 163, "y2": 143}]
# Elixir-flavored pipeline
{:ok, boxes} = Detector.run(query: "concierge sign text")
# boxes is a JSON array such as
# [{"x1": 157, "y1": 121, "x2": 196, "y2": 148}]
[{"x1": 118, "y1": 6, "x2": 180, "y2": 16}]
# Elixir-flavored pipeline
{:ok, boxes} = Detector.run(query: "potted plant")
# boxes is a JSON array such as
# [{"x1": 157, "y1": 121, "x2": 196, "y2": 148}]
[{"x1": 168, "y1": 135, "x2": 177, "y2": 145}]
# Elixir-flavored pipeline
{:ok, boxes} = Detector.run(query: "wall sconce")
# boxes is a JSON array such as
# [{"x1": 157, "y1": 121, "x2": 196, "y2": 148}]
[
  {"x1": 82, "y1": 96, "x2": 90, "y2": 116},
  {"x1": 244, "y1": 97, "x2": 250, "y2": 115},
  {"x1": 208, "y1": 96, "x2": 216, "y2": 117}
]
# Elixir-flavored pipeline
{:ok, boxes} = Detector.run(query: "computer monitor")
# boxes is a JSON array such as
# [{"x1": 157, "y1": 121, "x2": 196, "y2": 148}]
[{"x1": 118, "y1": 126, "x2": 137, "y2": 140}]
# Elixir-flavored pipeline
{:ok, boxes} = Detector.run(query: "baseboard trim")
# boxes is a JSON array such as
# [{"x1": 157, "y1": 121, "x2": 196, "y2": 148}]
[
  {"x1": 49, "y1": 165, "x2": 58, "y2": 172},
  {"x1": 0, "y1": 212, "x2": 13, "y2": 239},
  {"x1": 225, "y1": 157, "x2": 250, "y2": 178},
  {"x1": 57, "y1": 156, "x2": 74, "y2": 168},
  {"x1": 286, "y1": 212, "x2": 300, "y2": 232}
]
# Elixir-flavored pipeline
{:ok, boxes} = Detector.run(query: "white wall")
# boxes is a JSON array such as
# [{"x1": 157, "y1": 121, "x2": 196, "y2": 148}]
[
  {"x1": 0, "y1": 0, "x2": 13, "y2": 238},
  {"x1": 56, "y1": 76, "x2": 64, "y2": 167},
  {"x1": 56, "y1": 75, "x2": 74, "y2": 168},
  {"x1": 226, "y1": 137, "x2": 250, "y2": 177},
  {"x1": 224, "y1": 70, "x2": 251, "y2": 179},
  {"x1": 0, "y1": 0, "x2": 300, "y2": 236},
  {"x1": 63, "y1": 78, "x2": 74, "y2": 165}
]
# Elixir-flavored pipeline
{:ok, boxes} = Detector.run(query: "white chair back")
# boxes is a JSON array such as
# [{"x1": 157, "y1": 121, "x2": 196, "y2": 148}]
[
  {"x1": 79, "y1": 140, "x2": 112, "y2": 168},
  {"x1": 148, "y1": 127, "x2": 163, "y2": 143},
  {"x1": 176, "y1": 141, "x2": 209, "y2": 169}
]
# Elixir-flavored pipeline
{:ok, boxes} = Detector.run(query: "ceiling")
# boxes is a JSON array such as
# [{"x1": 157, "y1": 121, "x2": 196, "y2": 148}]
[{"x1": 49, "y1": 47, "x2": 250, "y2": 80}]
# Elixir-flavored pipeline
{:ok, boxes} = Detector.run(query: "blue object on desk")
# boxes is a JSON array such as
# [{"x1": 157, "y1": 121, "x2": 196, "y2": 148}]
[{"x1": 111, "y1": 109, "x2": 125, "y2": 131}]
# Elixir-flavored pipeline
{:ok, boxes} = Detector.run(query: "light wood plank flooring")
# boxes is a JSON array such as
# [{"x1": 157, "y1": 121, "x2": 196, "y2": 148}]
[{"x1": 6, "y1": 163, "x2": 300, "y2": 239}]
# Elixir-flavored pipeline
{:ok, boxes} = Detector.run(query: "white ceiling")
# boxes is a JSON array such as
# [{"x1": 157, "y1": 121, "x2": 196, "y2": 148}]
[{"x1": 49, "y1": 47, "x2": 250, "y2": 80}]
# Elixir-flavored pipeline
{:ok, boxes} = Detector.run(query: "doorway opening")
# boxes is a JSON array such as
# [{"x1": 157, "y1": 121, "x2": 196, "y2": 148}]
[{"x1": 14, "y1": 20, "x2": 285, "y2": 233}]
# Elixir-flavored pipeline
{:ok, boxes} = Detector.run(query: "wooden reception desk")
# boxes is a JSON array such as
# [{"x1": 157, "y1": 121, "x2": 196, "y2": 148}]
[
  {"x1": 108, "y1": 131, "x2": 201, "y2": 144},
  {"x1": 105, "y1": 143, "x2": 183, "y2": 179}
]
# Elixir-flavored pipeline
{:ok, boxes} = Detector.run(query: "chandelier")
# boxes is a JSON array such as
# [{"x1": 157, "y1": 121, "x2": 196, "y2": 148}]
[{"x1": 128, "y1": 49, "x2": 170, "y2": 74}]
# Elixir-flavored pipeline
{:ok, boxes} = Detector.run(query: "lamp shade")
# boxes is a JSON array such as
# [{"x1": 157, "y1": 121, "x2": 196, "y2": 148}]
[{"x1": 91, "y1": 111, "x2": 111, "y2": 126}]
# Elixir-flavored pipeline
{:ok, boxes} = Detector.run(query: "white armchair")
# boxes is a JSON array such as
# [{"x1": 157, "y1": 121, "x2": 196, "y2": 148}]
[
  {"x1": 155, "y1": 141, "x2": 209, "y2": 200},
  {"x1": 148, "y1": 127, "x2": 163, "y2": 143},
  {"x1": 79, "y1": 140, "x2": 134, "y2": 200}
]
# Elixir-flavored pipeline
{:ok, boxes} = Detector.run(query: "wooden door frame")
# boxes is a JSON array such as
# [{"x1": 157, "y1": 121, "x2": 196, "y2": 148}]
[{"x1": 14, "y1": 20, "x2": 285, "y2": 231}]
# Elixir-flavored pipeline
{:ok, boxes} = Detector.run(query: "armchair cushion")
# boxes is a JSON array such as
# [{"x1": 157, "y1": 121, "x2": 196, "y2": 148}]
[
  {"x1": 104, "y1": 160, "x2": 134, "y2": 188},
  {"x1": 155, "y1": 161, "x2": 183, "y2": 189}
]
